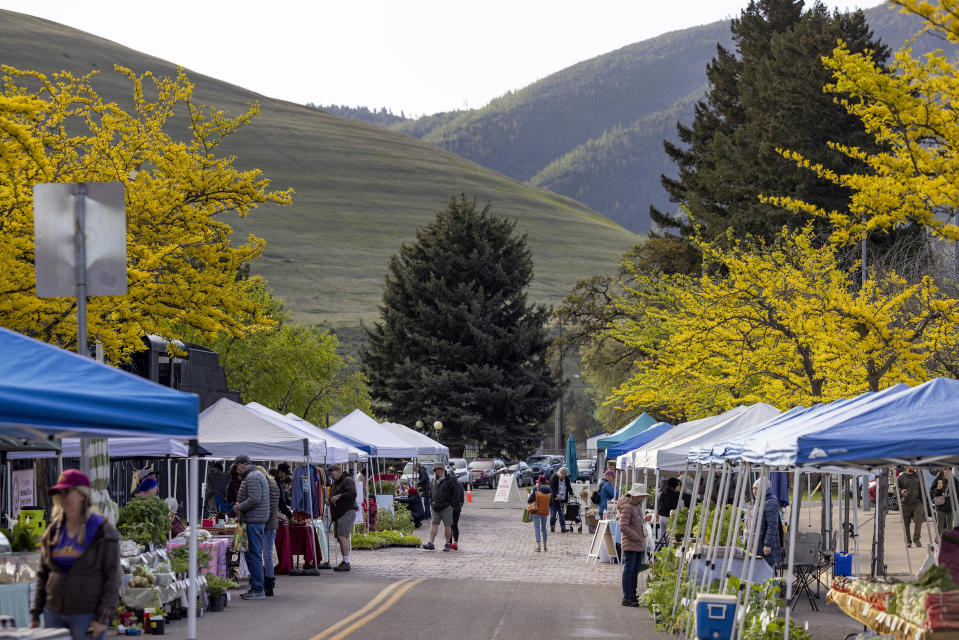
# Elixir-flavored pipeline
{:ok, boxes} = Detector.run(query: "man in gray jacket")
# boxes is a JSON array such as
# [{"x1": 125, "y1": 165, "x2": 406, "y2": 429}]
[{"x1": 234, "y1": 455, "x2": 269, "y2": 599}]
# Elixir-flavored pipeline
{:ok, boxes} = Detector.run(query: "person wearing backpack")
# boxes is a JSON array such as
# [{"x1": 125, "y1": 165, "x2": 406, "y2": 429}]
[{"x1": 596, "y1": 469, "x2": 617, "y2": 518}]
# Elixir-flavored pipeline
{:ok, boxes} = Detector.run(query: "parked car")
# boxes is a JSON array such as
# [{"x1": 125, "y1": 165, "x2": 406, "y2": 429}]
[
  {"x1": 467, "y1": 458, "x2": 507, "y2": 488},
  {"x1": 507, "y1": 461, "x2": 534, "y2": 487},
  {"x1": 448, "y1": 458, "x2": 470, "y2": 485},
  {"x1": 399, "y1": 457, "x2": 449, "y2": 489},
  {"x1": 526, "y1": 455, "x2": 565, "y2": 479},
  {"x1": 577, "y1": 457, "x2": 597, "y2": 483}
]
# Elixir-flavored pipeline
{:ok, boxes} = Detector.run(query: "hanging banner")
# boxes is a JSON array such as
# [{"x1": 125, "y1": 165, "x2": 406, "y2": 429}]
[{"x1": 12, "y1": 469, "x2": 34, "y2": 518}]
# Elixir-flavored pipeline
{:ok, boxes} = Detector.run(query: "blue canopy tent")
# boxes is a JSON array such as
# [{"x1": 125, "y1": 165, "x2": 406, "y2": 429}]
[
  {"x1": 0, "y1": 327, "x2": 198, "y2": 440},
  {"x1": 792, "y1": 378, "x2": 959, "y2": 468},
  {"x1": 0, "y1": 327, "x2": 202, "y2": 635},
  {"x1": 595, "y1": 412, "x2": 657, "y2": 451},
  {"x1": 608, "y1": 421, "x2": 674, "y2": 461}
]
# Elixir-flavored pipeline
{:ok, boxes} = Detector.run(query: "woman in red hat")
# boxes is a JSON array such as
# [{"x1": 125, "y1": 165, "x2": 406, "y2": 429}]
[{"x1": 29, "y1": 469, "x2": 122, "y2": 640}]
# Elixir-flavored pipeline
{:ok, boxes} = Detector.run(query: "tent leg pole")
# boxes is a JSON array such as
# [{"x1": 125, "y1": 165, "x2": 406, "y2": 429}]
[
  {"x1": 686, "y1": 465, "x2": 718, "y2": 640},
  {"x1": 187, "y1": 448, "x2": 198, "y2": 640},
  {"x1": 733, "y1": 466, "x2": 769, "y2": 640},
  {"x1": 669, "y1": 463, "x2": 702, "y2": 626},
  {"x1": 167, "y1": 457, "x2": 172, "y2": 500},
  {"x1": 893, "y1": 471, "x2": 914, "y2": 575},
  {"x1": 720, "y1": 463, "x2": 748, "y2": 594},
  {"x1": 784, "y1": 469, "x2": 802, "y2": 640},
  {"x1": 918, "y1": 469, "x2": 937, "y2": 552}
]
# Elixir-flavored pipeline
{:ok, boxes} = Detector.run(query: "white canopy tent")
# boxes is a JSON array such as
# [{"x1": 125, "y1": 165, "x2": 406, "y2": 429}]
[
  {"x1": 630, "y1": 403, "x2": 780, "y2": 471},
  {"x1": 379, "y1": 422, "x2": 449, "y2": 456},
  {"x1": 327, "y1": 409, "x2": 419, "y2": 458},
  {"x1": 198, "y1": 398, "x2": 326, "y2": 462},
  {"x1": 282, "y1": 413, "x2": 369, "y2": 463},
  {"x1": 243, "y1": 402, "x2": 366, "y2": 464}
]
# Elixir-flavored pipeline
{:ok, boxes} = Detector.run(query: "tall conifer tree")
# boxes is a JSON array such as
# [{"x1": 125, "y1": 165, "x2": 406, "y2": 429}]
[
  {"x1": 651, "y1": 0, "x2": 918, "y2": 261},
  {"x1": 362, "y1": 195, "x2": 559, "y2": 457}
]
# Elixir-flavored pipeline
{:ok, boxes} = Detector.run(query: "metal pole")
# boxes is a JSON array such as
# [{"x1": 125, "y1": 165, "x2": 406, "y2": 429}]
[
  {"x1": 733, "y1": 466, "x2": 769, "y2": 640},
  {"x1": 893, "y1": 471, "x2": 914, "y2": 575},
  {"x1": 720, "y1": 463, "x2": 748, "y2": 594},
  {"x1": 669, "y1": 463, "x2": 703, "y2": 627},
  {"x1": 74, "y1": 183, "x2": 90, "y2": 476},
  {"x1": 918, "y1": 469, "x2": 937, "y2": 551},
  {"x1": 784, "y1": 469, "x2": 802, "y2": 640},
  {"x1": 187, "y1": 447, "x2": 198, "y2": 640}
]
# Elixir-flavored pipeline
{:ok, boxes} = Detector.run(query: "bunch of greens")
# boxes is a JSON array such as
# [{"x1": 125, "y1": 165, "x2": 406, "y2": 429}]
[
  {"x1": 1, "y1": 524, "x2": 38, "y2": 552},
  {"x1": 370, "y1": 481, "x2": 396, "y2": 496},
  {"x1": 886, "y1": 564, "x2": 956, "y2": 623},
  {"x1": 374, "y1": 504, "x2": 413, "y2": 534},
  {"x1": 204, "y1": 574, "x2": 239, "y2": 597},
  {"x1": 169, "y1": 546, "x2": 212, "y2": 575},
  {"x1": 117, "y1": 496, "x2": 170, "y2": 547}
]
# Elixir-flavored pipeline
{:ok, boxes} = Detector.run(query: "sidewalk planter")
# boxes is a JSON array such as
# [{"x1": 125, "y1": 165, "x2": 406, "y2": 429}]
[{"x1": 694, "y1": 594, "x2": 738, "y2": 640}]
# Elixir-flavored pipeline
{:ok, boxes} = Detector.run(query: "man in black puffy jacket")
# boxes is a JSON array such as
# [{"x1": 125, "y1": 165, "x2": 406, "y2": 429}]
[{"x1": 424, "y1": 462, "x2": 457, "y2": 551}]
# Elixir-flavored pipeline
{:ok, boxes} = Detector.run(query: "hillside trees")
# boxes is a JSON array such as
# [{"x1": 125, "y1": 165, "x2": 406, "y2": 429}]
[
  {"x1": 0, "y1": 65, "x2": 292, "y2": 362},
  {"x1": 651, "y1": 0, "x2": 920, "y2": 263},
  {"x1": 766, "y1": 31, "x2": 959, "y2": 275},
  {"x1": 606, "y1": 229, "x2": 959, "y2": 420},
  {"x1": 201, "y1": 280, "x2": 369, "y2": 424},
  {"x1": 362, "y1": 195, "x2": 560, "y2": 458}
]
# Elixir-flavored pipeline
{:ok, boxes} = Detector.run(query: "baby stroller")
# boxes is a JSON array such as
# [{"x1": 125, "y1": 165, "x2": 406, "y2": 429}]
[{"x1": 565, "y1": 495, "x2": 583, "y2": 533}]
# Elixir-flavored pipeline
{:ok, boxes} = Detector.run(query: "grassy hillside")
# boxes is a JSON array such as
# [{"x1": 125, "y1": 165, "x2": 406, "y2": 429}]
[
  {"x1": 0, "y1": 10, "x2": 638, "y2": 327},
  {"x1": 329, "y1": 3, "x2": 955, "y2": 234}
]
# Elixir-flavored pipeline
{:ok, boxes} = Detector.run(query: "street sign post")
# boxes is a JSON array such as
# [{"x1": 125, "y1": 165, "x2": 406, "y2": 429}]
[{"x1": 33, "y1": 181, "x2": 127, "y2": 474}]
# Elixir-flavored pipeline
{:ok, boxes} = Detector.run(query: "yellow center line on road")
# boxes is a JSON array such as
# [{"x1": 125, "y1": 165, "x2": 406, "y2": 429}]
[{"x1": 309, "y1": 577, "x2": 425, "y2": 640}]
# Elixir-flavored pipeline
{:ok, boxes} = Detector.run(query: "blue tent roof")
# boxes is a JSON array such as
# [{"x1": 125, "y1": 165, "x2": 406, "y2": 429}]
[
  {"x1": 606, "y1": 422, "x2": 673, "y2": 458},
  {"x1": 793, "y1": 378, "x2": 959, "y2": 466},
  {"x1": 596, "y1": 413, "x2": 657, "y2": 450},
  {"x1": 0, "y1": 327, "x2": 199, "y2": 440}
]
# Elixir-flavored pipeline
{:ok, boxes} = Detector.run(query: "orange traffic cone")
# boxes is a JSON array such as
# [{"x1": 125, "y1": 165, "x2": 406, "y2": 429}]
[{"x1": 466, "y1": 484, "x2": 473, "y2": 503}]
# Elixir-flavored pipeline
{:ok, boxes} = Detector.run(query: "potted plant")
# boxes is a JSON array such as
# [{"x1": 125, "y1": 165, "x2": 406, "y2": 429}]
[{"x1": 205, "y1": 574, "x2": 238, "y2": 612}]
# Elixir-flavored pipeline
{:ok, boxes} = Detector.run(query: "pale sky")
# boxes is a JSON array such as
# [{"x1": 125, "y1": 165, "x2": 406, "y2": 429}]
[{"x1": 3, "y1": 1, "x2": 882, "y2": 117}]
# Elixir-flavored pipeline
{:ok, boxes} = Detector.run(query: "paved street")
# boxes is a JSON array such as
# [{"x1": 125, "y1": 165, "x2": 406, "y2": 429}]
[{"x1": 164, "y1": 489, "x2": 885, "y2": 639}]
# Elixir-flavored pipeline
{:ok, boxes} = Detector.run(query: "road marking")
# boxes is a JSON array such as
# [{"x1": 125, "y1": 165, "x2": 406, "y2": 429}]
[{"x1": 309, "y1": 577, "x2": 424, "y2": 640}]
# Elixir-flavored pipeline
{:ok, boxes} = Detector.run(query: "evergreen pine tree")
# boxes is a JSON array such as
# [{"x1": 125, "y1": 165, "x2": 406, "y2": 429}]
[
  {"x1": 651, "y1": 0, "x2": 919, "y2": 264},
  {"x1": 362, "y1": 195, "x2": 559, "y2": 458}
]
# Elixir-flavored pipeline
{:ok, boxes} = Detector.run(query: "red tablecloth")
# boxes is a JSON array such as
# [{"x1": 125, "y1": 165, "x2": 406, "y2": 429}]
[{"x1": 275, "y1": 524, "x2": 322, "y2": 573}]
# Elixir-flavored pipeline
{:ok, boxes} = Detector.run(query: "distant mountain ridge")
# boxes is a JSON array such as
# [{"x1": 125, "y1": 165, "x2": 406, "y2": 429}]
[
  {"x1": 320, "y1": 3, "x2": 956, "y2": 234},
  {"x1": 0, "y1": 9, "x2": 639, "y2": 327}
]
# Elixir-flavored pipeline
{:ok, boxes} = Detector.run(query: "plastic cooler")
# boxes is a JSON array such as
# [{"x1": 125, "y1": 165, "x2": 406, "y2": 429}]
[
  {"x1": 695, "y1": 594, "x2": 738, "y2": 640},
  {"x1": 834, "y1": 552, "x2": 853, "y2": 576}
]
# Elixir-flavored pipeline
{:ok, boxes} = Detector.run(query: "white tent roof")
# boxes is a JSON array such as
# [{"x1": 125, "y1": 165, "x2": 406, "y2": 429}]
[
  {"x1": 327, "y1": 409, "x2": 419, "y2": 458},
  {"x1": 10, "y1": 436, "x2": 191, "y2": 460},
  {"x1": 629, "y1": 404, "x2": 780, "y2": 471},
  {"x1": 245, "y1": 403, "x2": 352, "y2": 464},
  {"x1": 281, "y1": 413, "x2": 369, "y2": 463},
  {"x1": 198, "y1": 398, "x2": 326, "y2": 462},
  {"x1": 379, "y1": 422, "x2": 449, "y2": 456}
]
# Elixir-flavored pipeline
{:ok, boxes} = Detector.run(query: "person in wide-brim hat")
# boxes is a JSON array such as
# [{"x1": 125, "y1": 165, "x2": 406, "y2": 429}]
[{"x1": 618, "y1": 483, "x2": 651, "y2": 608}]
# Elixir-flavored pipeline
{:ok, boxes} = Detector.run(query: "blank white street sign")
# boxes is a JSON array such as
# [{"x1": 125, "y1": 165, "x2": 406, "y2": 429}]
[{"x1": 33, "y1": 182, "x2": 127, "y2": 297}]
